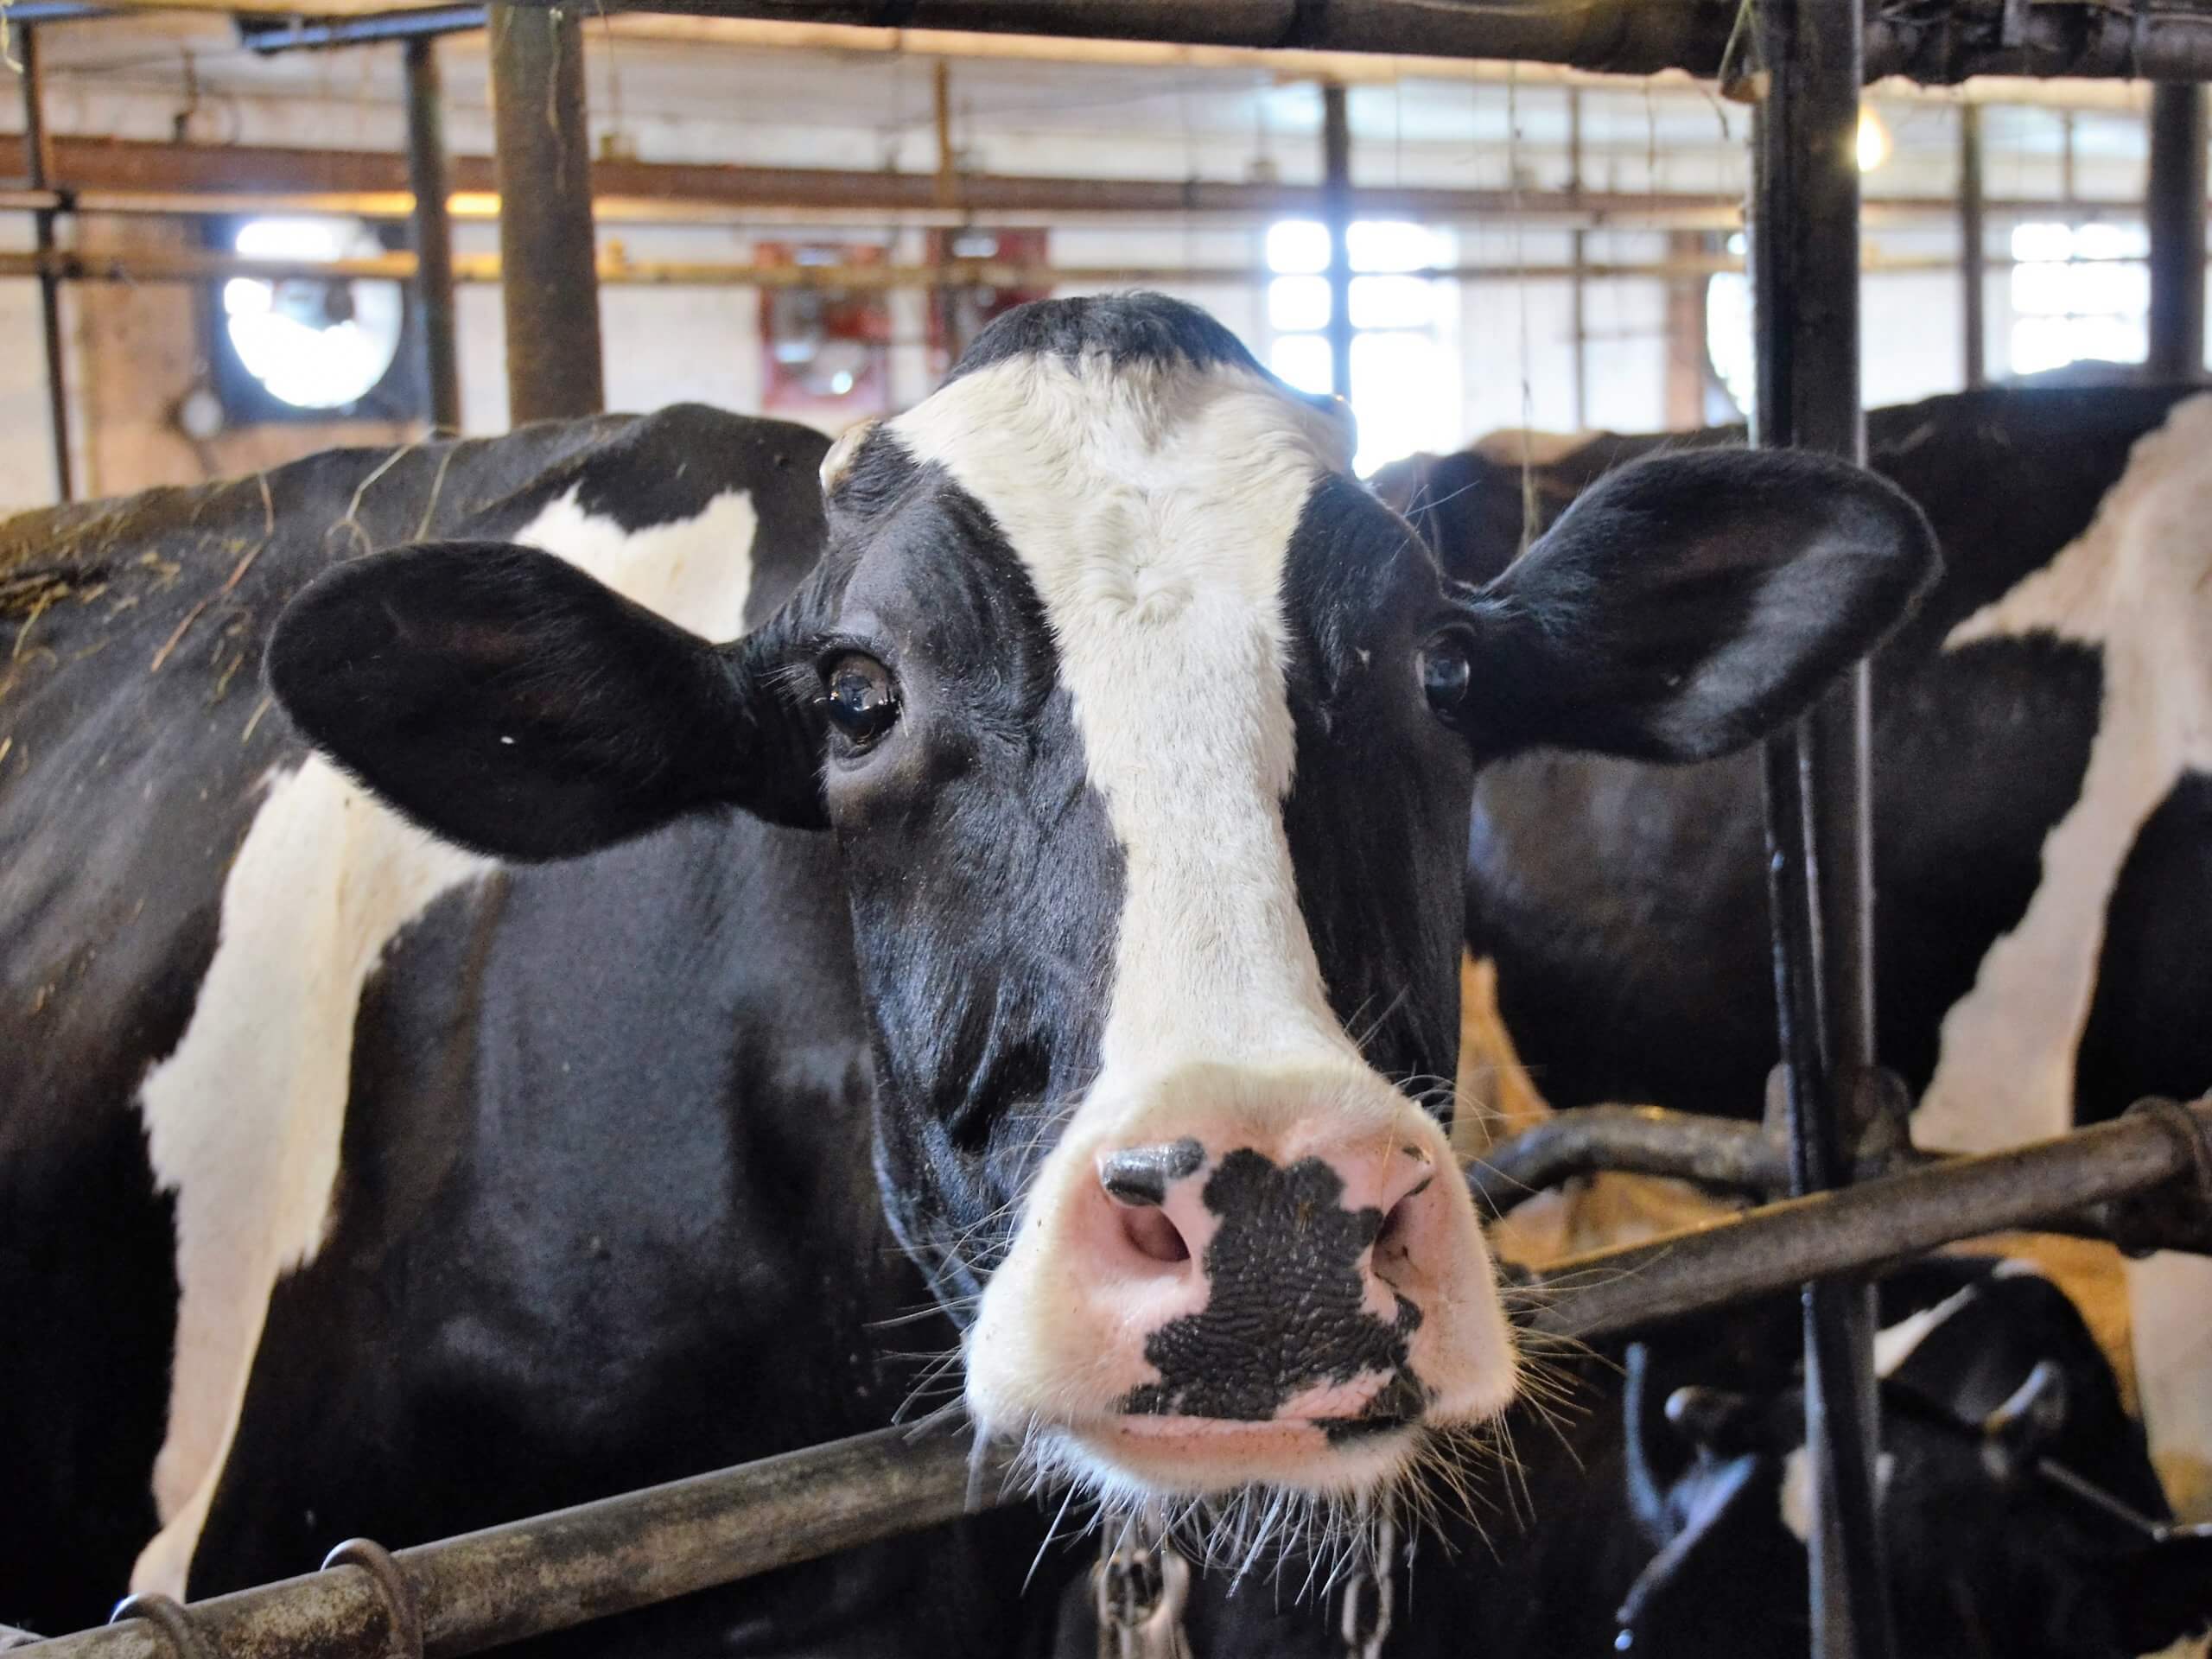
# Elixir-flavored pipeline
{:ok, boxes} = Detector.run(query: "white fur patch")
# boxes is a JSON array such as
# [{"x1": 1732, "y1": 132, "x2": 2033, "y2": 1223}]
[
  {"x1": 1917, "y1": 394, "x2": 2212, "y2": 1152},
  {"x1": 1912, "y1": 392, "x2": 2212, "y2": 1521},
  {"x1": 130, "y1": 476, "x2": 759, "y2": 1596},
  {"x1": 892, "y1": 351, "x2": 1516, "y2": 1487}
]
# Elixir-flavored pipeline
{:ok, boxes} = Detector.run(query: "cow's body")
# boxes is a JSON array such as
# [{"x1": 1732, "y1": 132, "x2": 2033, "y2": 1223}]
[
  {"x1": 0, "y1": 410, "x2": 1047, "y2": 1649},
  {"x1": 1378, "y1": 385, "x2": 2212, "y2": 1511}
]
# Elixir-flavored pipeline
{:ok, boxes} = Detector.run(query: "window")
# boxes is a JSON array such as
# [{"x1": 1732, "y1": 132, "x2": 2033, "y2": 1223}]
[
  {"x1": 1265, "y1": 219, "x2": 1455, "y2": 475},
  {"x1": 1705, "y1": 232, "x2": 1754, "y2": 419},
  {"x1": 2008, "y1": 221, "x2": 2149, "y2": 377},
  {"x1": 213, "y1": 216, "x2": 417, "y2": 421}
]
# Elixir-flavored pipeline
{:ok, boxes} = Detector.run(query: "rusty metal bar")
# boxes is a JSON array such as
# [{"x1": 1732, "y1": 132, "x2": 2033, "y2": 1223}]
[
  {"x1": 1464, "y1": 1103, "x2": 2212, "y2": 1255},
  {"x1": 2147, "y1": 83, "x2": 2208, "y2": 381},
  {"x1": 1321, "y1": 82, "x2": 1354, "y2": 404},
  {"x1": 0, "y1": 136, "x2": 2140, "y2": 231},
  {"x1": 20, "y1": 23, "x2": 73, "y2": 502},
  {"x1": 22, "y1": 1100, "x2": 2209, "y2": 1659},
  {"x1": 1961, "y1": 103, "x2": 1986, "y2": 389},
  {"x1": 489, "y1": 0, "x2": 604, "y2": 421},
  {"x1": 0, "y1": 247, "x2": 2152, "y2": 289},
  {"x1": 404, "y1": 37, "x2": 463, "y2": 432}
]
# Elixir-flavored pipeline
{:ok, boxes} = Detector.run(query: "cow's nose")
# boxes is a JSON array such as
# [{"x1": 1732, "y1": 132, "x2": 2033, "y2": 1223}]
[{"x1": 1091, "y1": 1133, "x2": 1447, "y2": 1417}]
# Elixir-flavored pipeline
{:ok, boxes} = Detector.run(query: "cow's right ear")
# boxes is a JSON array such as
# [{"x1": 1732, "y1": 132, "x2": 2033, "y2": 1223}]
[{"x1": 266, "y1": 541, "x2": 824, "y2": 860}]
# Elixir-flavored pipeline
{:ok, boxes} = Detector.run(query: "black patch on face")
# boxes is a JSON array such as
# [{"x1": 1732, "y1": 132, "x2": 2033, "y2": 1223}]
[
  {"x1": 1279, "y1": 475, "x2": 1474, "y2": 1096},
  {"x1": 948, "y1": 291, "x2": 1265, "y2": 385},
  {"x1": 808, "y1": 451, "x2": 1123, "y2": 1313},
  {"x1": 1122, "y1": 1150, "x2": 1423, "y2": 1427}
]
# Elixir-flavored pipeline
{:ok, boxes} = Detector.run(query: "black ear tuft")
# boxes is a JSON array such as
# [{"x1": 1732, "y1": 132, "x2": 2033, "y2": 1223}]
[
  {"x1": 1459, "y1": 447, "x2": 1940, "y2": 763},
  {"x1": 268, "y1": 541, "x2": 820, "y2": 859}
]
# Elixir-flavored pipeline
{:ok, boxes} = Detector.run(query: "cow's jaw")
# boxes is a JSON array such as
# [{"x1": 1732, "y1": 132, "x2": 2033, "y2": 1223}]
[{"x1": 887, "y1": 349, "x2": 1519, "y2": 1534}]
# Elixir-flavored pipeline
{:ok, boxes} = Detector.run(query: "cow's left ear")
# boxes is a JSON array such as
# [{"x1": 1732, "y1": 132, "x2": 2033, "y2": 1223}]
[
  {"x1": 267, "y1": 541, "x2": 824, "y2": 860},
  {"x1": 1452, "y1": 448, "x2": 1939, "y2": 763}
]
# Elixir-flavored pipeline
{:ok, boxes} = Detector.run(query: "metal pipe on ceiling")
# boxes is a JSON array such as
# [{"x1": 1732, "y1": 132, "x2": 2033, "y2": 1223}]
[
  {"x1": 470, "y1": 0, "x2": 2212, "y2": 82},
  {"x1": 22, "y1": 1098, "x2": 2210, "y2": 1659}
]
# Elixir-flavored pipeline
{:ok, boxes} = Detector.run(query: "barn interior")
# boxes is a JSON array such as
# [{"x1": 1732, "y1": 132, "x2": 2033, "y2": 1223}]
[
  {"x1": 3, "y1": 5, "x2": 2211, "y2": 1659},
  {"x1": 0, "y1": 12, "x2": 2192, "y2": 509}
]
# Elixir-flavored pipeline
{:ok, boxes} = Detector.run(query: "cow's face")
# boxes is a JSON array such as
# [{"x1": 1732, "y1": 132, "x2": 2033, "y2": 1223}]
[{"x1": 268, "y1": 295, "x2": 1936, "y2": 1548}]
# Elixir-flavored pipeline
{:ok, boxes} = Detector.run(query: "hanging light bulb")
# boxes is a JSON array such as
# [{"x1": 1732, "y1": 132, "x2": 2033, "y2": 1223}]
[{"x1": 1857, "y1": 107, "x2": 1891, "y2": 172}]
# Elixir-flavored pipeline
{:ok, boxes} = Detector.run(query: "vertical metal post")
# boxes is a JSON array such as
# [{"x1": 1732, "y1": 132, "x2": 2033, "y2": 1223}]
[
  {"x1": 1749, "y1": 3, "x2": 1894, "y2": 1657},
  {"x1": 21, "y1": 24, "x2": 74, "y2": 501},
  {"x1": 1568, "y1": 89, "x2": 1588, "y2": 429},
  {"x1": 1321, "y1": 82, "x2": 1354, "y2": 404},
  {"x1": 404, "y1": 36, "x2": 463, "y2": 433},
  {"x1": 2147, "y1": 83, "x2": 2207, "y2": 382},
  {"x1": 1959, "y1": 102, "x2": 1986, "y2": 389},
  {"x1": 489, "y1": 1, "x2": 604, "y2": 423}
]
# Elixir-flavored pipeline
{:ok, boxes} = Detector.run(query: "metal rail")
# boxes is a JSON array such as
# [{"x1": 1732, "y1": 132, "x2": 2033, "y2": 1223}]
[{"x1": 18, "y1": 1099, "x2": 2208, "y2": 1659}]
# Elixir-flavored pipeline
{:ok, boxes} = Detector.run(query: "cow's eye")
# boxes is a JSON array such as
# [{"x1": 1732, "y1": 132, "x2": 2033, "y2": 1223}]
[
  {"x1": 823, "y1": 652, "x2": 899, "y2": 746},
  {"x1": 1420, "y1": 638, "x2": 1473, "y2": 719}
]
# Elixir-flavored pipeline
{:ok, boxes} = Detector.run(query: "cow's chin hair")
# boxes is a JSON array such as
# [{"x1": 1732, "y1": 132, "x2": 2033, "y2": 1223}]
[{"x1": 991, "y1": 1416, "x2": 1508, "y2": 1594}]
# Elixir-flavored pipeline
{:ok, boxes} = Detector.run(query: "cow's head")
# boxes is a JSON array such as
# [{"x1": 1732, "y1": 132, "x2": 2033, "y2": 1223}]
[{"x1": 267, "y1": 296, "x2": 1935, "y2": 1552}]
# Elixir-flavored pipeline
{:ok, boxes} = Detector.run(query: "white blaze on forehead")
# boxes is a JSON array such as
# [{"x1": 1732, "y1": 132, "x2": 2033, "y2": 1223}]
[
  {"x1": 132, "y1": 478, "x2": 758, "y2": 1597},
  {"x1": 889, "y1": 353, "x2": 1354, "y2": 1076}
]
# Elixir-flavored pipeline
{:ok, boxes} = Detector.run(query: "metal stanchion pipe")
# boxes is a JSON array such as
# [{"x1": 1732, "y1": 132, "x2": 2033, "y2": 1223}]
[
  {"x1": 20, "y1": 24, "x2": 74, "y2": 502},
  {"x1": 1751, "y1": 1, "x2": 1891, "y2": 1653},
  {"x1": 489, "y1": 0, "x2": 604, "y2": 421},
  {"x1": 1960, "y1": 104, "x2": 1986, "y2": 389},
  {"x1": 2146, "y1": 83, "x2": 2207, "y2": 383},
  {"x1": 21, "y1": 1102, "x2": 2207, "y2": 1659},
  {"x1": 404, "y1": 37, "x2": 463, "y2": 432},
  {"x1": 1320, "y1": 84, "x2": 1353, "y2": 404}
]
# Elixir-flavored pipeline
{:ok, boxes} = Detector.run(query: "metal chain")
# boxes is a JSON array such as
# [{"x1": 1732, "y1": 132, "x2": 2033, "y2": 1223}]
[
  {"x1": 1338, "y1": 1514, "x2": 1397, "y2": 1659},
  {"x1": 1095, "y1": 1524, "x2": 1192, "y2": 1659}
]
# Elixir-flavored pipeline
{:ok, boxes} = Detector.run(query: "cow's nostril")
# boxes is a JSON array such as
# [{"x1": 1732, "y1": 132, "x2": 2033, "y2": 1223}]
[
  {"x1": 1117, "y1": 1202, "x2": 1191, "y2": 1264},
  {"x1": 1098, "y1": 1139, "x2": 1204, "y2": 1207},
  {"x1": 1098, "y1": 1141, "x2": 1203, "y2": 1265}
]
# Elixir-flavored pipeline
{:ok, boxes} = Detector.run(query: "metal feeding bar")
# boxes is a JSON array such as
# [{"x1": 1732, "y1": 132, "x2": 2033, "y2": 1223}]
[{"x1": 17, "y1": 1099, "x2": 2210, "y2": 1659}]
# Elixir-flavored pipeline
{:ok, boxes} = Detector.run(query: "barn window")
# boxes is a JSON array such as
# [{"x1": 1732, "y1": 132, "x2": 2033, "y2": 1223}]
[
  {"x1": 2007, "y1": 221, "x2": 2150, "y2": 376},
  {"x1": 1264, "y1": 219, "x2": 1456, "y2": 475},
  {"x1": 214, "y1": 216, "x2": 416, "y2": 419}
]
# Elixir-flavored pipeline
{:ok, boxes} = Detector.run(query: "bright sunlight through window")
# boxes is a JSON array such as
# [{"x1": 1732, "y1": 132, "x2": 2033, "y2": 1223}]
[
  {"x1": 2008, "y1": 221, "x2": 2149, "y2": 377},
  {"x1": 224, "y1": 217, "x2": 405, "y2": 410},
  {"x1": 1265, "y1": 219, "x2": 1456, "y2": 476}
]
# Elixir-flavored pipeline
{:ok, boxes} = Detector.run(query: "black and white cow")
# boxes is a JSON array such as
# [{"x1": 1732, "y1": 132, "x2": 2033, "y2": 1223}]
[
  {"x1": 3, "y1": 295, "x2": 1934, "y2": 1649},
  {"x1": 1376, "y1": 383, "x2": 2212, "y2": 1520}
]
